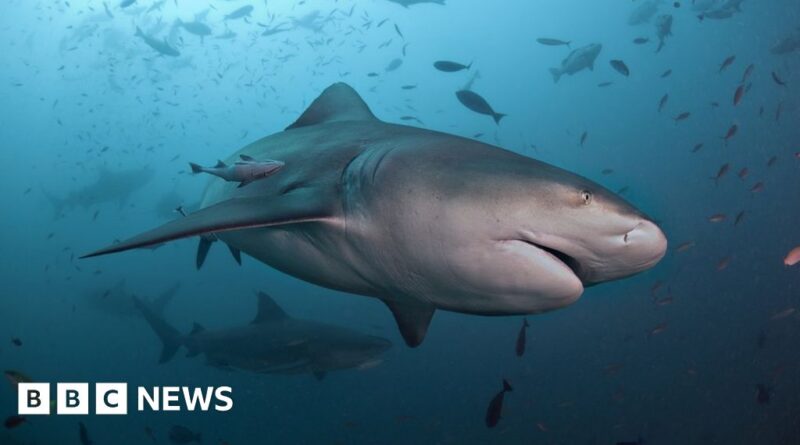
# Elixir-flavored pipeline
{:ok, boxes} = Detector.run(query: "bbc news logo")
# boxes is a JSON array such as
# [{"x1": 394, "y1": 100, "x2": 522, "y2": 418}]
[{"x1": 18, "y1": 383, "x2": 233, "y2": 415}]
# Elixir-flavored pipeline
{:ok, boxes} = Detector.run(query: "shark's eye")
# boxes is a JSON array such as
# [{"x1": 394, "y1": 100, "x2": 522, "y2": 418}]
[{"x1": 580, "y1": 190, "x2": 593, "y2": 205}]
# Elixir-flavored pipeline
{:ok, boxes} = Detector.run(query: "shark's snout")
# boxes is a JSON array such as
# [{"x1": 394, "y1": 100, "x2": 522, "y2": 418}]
[{"x1": 623, "y1": 219, "x2": 668, "y2": 269}]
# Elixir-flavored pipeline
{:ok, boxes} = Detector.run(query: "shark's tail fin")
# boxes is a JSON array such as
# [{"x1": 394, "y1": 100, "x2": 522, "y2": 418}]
[
  {"x1": 134, "y1": 297, "x2": 182, "y2": 364},
  {"x1": 189, "y1": 162, "x2": 204, "y2": 174},
  {"x1": 549, "y1": 68, "x2": 562, "y2": 83}
]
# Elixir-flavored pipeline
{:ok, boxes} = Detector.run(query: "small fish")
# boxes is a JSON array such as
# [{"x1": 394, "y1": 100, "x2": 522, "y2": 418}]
[
  {"x1": 580, "y1": 131, "x2": 588, "y2": 146},
  {"x1": 691, "y1": 142, "x2": 703, "y2": 153},
  {"x1": 655, "y1": 296, "x2": 674, "y2": 306},
  {"x1": 716, "y1": 256, "x2": 732, "y2": 271},
  {"x1": 609, "y1": 59, "x2": 630, "y2": 76},
  {"x1": 400, "y1": 84, "x2": 417, "y2": 90},
  {"x1": 4, "y1": 370, "x2": 32, "y2": 389},
  {"x1": 733, "y1": 85, "x2": 744, "y2": 106},
  {"x1": 119, "y1": 0, "x2": 136, "y2": 7},
  {"x1": 719, "y1": 55, "x2": 736, "y2": 73},
  {"x1": 633, "y1": 37, "x2": 649, "y2": 44},
  {"x1": 721, "y1": 124, "x2": 738, "y2": 144},
  {"x1": 455, "y1": 90, "x2": 505, "y2": 124},
  {"x1": 598, "y1": 81, "x2": 614, "y2": 87},
  {"x1": 738, "y1": 167, "x2": 749, "y2": 179},
  {"x1": 536, "y1": 38, "x2": 571, "y2": 47},
  {"x1": 750, "y1": 182, "x2": 764, "y2": 193},
  {"x1": 385, "y1": 58, "x2": 403, "y2": 72},
  {"x1": 673, "y1": 111, "x2": 690, "y2": 123},
  {"x1": 784, "y1": 246, "x2": 800, "y2": 266},
  {"x1": 658, "y1": 94, "x2": 669, "y2": 112},
  {"x1": 79, "y1": 422, "x2": 93, "y2": 445},
  {"x1": 755, "y1": 384, "x2": 771, "y2": 405},
  {"x1": 771, "y1": 307, "x2": 796, "y2": 320},
  {"x1": 11, "y1": 337, "x2": 22, "y2": 347},
  {"x1": 189, "y1": 155, "x2": 284, "y2": 188},
  {"x1": 771, "y1": 71, "x2": 786, "y2": 86},
  {"x1": 142, "y1": 426, "x2": 157, "y2": 442},
  {"x1": 649, "y1": 322, "x2": 668, "y2": 336},
  {"x1": 711, "y1": 163, "x2": 730, "y2": 184},
  {"x1": 169, "y1": 425, "x2": 202, "y2": 444},
  {"x1": 485, "y1": 379, "x2": 512, "y2": 428},
  {"x1": 708, "y1": 213, "x2": 727, "y2": 223},
  {"x1": 433, "y1": 61, "x2": 471, "y2": 72},
  {"x1": 4, "y1": 416, "x2": 26, "y2": 429},
  {"x1": 675, "y1": 241, "x2": 695, "y2": 252},
  {"x1": 515, "y1": 318, "x2": 529, "y2": 357},
  {"x1": 660, "y1": 69, "x2": 672, "y2": 78},
  {"x1": 734, "y1": 211, "x2": 745, "y2": 226},
  {"x1": 741, "y1": 64, "x2": 755, "y2": 83}
]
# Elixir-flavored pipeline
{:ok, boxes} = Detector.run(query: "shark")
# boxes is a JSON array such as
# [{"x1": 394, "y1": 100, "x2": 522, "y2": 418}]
[
  {"x1": 44, "y1": 165, "x2": 154, "y2": 217},
  {"x1": 86, "y1": 280, "x2": 180, "y2": 318},
  {"x1": 83, "y1": 82, "x2": 667, "y2": 347},
  {"x1": 135, "y1": 292, "x2": 391, "y2": 379}
]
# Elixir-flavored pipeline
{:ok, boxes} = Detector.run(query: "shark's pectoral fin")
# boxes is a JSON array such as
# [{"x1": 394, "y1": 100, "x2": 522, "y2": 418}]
[
  {"x1": 81, "y1": 189, "x2": 336, "y2": 258},
  {"x1": 383, "y1": 300, "x2": 436, "y2": 348},
  {"x1": 196, "y1": 237, "x2": 214, "y2": 269},
  {"x1": 227, "y1": 245, "x2": 242, "y2": 265}
]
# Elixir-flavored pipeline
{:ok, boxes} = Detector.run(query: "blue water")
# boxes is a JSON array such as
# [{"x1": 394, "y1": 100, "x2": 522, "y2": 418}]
[{"x1": 1, "y1": 0, "x2": 799, "y2": 443}]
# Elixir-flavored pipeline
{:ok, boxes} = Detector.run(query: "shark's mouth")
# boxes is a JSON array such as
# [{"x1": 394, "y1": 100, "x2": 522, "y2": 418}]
[{"x1": 516, "y1": 239, "x2": 583, "y2": 280}]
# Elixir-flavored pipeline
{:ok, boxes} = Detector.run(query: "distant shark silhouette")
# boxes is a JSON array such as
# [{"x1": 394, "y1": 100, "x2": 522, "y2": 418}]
[
  {"x1": 44, "y1": 166, "x2": 154, "y2": 218},
  {"x1": 84, "y1": 83, "x2": 667, "y2": 347},
  {"x1": 135, "y1": 292, "x2": 391, "y2": 379}
]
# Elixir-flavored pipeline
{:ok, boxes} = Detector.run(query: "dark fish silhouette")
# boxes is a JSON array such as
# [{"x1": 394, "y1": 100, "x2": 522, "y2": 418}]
[
  {"x1": 4, "y1": 415, "x2": 26, "y2": 429},
  {"x1": 536, "y1": 37, "x2": 571, "y2": 48},
  {"x1": 658, "y1": 94, "x2": 669, "y2": 112},
  {"x1": 755, "y1": 384, "x2": 771, "y2": 405},
  {"x1": 79, "y1": 422, "x2": 93, "y2": 445},
  {"x1": 455, "y1": 90, "x2": 506, "y2": 124},
  {"x1": 719, "y1": 55, "x2": 736, "y2": 73},
  {"x1": 433, "y1": 60, "x2": 471, "y2": 72},
  {"x1": 169, "y1": 425, "x2": 202, "y2": 444},
  {"x1": 515, "y1": 318, "x2": 529, "y2": 357},
  {"x1": 771, "y1": 71, "x2": 786, "y2": 86},
  {"x1": 610, "y1": 59, "x2": 630, "y2": 76},
  {"x1": 485, "y1": 379, "x2": 512, "y2": 428}
]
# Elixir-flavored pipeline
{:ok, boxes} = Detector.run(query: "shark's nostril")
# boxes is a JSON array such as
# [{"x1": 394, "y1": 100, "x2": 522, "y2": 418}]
[{"x1": 623, "y1": 233, "x2": 629, "y2": 243}]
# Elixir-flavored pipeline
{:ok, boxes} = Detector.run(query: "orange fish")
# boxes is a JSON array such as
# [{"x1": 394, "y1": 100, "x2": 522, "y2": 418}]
[
  {"x1": 784, "y1": 246, "x2": 800, "y2": 266},
  {"x1": 649, "y1": 322, "x2": 668, "y2": 336},
  {"x1": 708, "y1": 213, "x2": 727, "y2": 223},
  {"x1": 717, "y1": 256, "x2": 732, "y2": 271},
  {"x1": 770, "y1": 308, "x2": 796, "y2": 321},
  {"x1": 750, "y1": 182, "x2": 764, "y2": 193}
]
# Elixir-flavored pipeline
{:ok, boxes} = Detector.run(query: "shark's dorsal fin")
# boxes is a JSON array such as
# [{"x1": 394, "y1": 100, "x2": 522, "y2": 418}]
[
  {"x1": 285, "y1": 83, "x2": 377, "y2": 130},
  {"x1": 215, "y1": 160, "x2": 227, "y2": 168},
  {"x1": 252, "y1": 291, "x2": 289, "y2": 324},
  {"x1": 190, "y1": 323, "x2": 205, "y2": 335},
  {"x1": 383, "y1": 300, "x2": 436, "y2": 348}
]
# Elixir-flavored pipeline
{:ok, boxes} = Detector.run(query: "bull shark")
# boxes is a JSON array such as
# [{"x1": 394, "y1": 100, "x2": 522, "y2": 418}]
[
  {"x1": 135, "y1": 292, "x2": 391, "y2": 379},
  {"x1": 86, "y1": 281, "x2": 180, "y2": 318},
  {"x1": 44, "y1": 166, "x2": 154, "y2": 217},
  {"x1": 83, "y1": 82, "x2": 667, "y2": 347}
]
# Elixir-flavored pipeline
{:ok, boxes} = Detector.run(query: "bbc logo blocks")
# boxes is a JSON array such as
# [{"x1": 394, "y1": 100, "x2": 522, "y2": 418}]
[{"x1": 18, "y1": 383, "x2": 128, "y2": 415}]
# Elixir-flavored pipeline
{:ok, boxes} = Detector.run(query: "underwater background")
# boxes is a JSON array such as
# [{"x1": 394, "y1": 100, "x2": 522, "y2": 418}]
[{"x1": 1, "y1": 0, "x2": 799, "y2": 443}]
